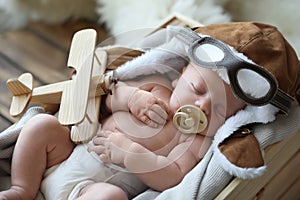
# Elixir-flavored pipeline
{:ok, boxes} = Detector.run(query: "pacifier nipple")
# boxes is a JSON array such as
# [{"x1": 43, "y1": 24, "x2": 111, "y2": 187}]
[{"x1": 173, "y1": 105, "x2": 208, "y2": 134}]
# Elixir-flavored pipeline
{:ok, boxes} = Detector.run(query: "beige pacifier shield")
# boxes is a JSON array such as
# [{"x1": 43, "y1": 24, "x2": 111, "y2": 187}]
[{"x1": 173, "y1": 105, "x2": 207, "y2": 134}]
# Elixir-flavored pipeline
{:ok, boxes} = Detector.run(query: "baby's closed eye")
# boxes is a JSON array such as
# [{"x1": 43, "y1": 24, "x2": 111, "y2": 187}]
[{"x1": 192, "y1": 83, "x2": 206, "y2": 96}]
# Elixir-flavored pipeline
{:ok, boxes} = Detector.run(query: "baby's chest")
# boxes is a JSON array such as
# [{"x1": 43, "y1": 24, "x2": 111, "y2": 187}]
[{"x1": 131, "y1": 121, "x2": 181, "y2": 154}]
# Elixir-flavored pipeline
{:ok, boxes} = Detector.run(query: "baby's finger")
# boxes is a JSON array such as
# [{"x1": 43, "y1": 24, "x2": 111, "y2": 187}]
[
  {"x1": 99, "y1": 154, "x2": 111, "y2": 163},
  {"x1": 147, "y1": 108, "x2": 166, "y2": 125},
  {"x1": 139, "y1": 115, "x2": 158, "y2": 128},
  {"x1": 93, "y1": 136, "x2": 108, "y2": 146},
  {"x1": 97, "y1": 130, "x2": 111, "y2": 137},
  {"x1": 88, "y1": 145, "x2": 105, "y2": 155},
  {"x1": 149, "y1": 104, "x2": 168, "y2": 124}
]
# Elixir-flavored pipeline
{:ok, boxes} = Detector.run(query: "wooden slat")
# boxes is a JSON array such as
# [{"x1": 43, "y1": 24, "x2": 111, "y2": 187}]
[
  {"x1": 0, "y1": 53, "x2": 44, "y2": 117},
  {"x1": 0, "y1": 56, "x2": 24, "y2": 108},
  {"x1": 28, "y1": 19, "x2": 111, "y2": 50},
  {"x1": 158, "y1": 13, "x2": 203, "y2": 28},
  {"x1": 0, "y1": 28, "x2": 70, "y2": 84},
  {"x1": 279, "y1": 174, "x2": 300, "y2": 200},
  {"x1": 258, "y1": 150, "x2": 300, "y2": 199}
]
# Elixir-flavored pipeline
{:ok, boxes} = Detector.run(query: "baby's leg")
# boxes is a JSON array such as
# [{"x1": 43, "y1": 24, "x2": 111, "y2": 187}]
[
  {"x1": 0, "y1": 114, "x2": 75, "y2": 200},
  {"x1": 77, "y1": 182, "x2": 128, "y2": 200}
]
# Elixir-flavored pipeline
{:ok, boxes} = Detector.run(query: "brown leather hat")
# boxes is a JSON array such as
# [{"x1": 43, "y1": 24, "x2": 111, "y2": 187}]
[{"x1": 193, "y1": 22, "x2": 300, "y2": 103}]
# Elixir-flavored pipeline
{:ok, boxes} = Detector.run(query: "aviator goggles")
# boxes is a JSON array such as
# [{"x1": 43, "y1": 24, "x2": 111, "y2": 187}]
[{"x1": 171, "y1": 26, "x2": 294, "y2": 114}]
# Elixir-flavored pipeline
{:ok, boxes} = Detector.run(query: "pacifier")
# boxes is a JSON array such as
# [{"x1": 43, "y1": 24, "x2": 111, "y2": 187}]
[{"x1": 173, "y1": 105, "x2": 208, "y2": 134}]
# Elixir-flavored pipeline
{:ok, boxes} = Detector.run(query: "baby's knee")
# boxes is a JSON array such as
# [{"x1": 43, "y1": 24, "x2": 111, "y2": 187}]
[
  {"x1": 21, "y1": 113, "x2": 67, "y2": 139},
  {"x1": 106, "y1": 186, "x2": 128, "y2": 200},
  {"x1": 24, "y1": 113, "x2": 59, "y2": 130}
]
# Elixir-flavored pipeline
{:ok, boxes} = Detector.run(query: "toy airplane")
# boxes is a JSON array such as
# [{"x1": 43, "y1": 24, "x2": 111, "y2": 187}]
[{"x1": 6, "y1": 29, "x2": 117, "y2": 143}]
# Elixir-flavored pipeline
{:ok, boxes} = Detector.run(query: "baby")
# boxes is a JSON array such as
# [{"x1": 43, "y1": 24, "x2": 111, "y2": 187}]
[{"x1": 0, "y1": 59, "x2": 245, "y2": 199}]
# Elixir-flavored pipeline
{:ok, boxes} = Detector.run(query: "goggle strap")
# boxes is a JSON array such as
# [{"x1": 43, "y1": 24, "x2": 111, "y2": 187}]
[
  {"x1": 170, "y1": 26, "x2": 202, "y2": 45},
  {"x1": 270, "y1": 89, "x2": 294, "y2": 114}
]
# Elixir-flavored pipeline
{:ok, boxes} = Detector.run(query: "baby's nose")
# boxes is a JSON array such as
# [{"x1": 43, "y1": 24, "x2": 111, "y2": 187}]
[{"x1": 195, "y1": 98, "x2": 211, "y2": 115}]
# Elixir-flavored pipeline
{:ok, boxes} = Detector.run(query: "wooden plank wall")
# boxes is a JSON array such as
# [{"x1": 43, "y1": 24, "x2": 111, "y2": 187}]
[{"x1": 0, "y1": 20, "x2": 110, "y2": 132}]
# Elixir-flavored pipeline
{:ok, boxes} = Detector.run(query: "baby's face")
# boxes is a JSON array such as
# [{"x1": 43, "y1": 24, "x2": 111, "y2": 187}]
[{"x1": 169, "y1": 64, "x2": 245, "y2": 136}]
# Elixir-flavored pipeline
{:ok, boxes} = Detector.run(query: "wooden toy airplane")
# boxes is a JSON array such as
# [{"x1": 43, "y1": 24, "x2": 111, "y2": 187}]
[{"x1": 6, "y1": 29, "x2": 117, "y2": 143}]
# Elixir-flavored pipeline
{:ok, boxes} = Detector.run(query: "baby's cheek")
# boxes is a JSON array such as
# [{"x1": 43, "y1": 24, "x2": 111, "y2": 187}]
[{"x1": 169, "y1": 95, "x2": 180, "y2": 113}]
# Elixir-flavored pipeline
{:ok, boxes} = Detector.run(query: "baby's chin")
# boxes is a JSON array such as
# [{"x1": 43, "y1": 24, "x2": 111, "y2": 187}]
[
  {"x1": 197, "y1": 128, "x2": 208, "y2": 137},
  {"x1": 200, "y1": 124, "x2": 218, "y2": 137}
]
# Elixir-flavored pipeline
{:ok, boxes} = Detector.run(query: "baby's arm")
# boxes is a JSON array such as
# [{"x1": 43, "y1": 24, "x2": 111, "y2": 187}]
[
  {"x1": 90, "y1": 131, "x2": 211, "y2": 191},
  {"x1": 104, "y1": 76, "x2": 172, "y2": 127},
  {"x1": 104, "y1": 81, "x2": 137, "y2": 113},
  {"x1": 124, "y1": 135, "x2": 211, "y2": 191}
]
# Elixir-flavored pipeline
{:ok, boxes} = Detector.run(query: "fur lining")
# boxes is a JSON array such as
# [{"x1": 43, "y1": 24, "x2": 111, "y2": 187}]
[
  {"x1": 105, "y1": 34, "x2": 189, "y2": 80},
  {"x1": 213, "y1": 105, "x2": 278, "y2": 146}
]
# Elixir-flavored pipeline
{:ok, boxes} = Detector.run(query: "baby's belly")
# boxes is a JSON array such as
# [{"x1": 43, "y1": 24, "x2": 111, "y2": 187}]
[{"x1": 101, "y1": 111, "x2": 179, "y2": 154}]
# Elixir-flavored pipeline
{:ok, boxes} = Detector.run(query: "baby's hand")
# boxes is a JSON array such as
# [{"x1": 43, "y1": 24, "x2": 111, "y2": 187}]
[
  {"x1": 88, "y1": 130, "x2": 132, "y2": 165},
  {"x1": 128, "y1": 90, "x2": 171, "y2": 128}
]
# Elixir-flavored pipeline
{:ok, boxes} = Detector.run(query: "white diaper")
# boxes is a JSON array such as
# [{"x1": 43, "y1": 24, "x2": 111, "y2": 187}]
[{"x1": 40, "y1": 143, "x2": 118, "y2": 200}]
